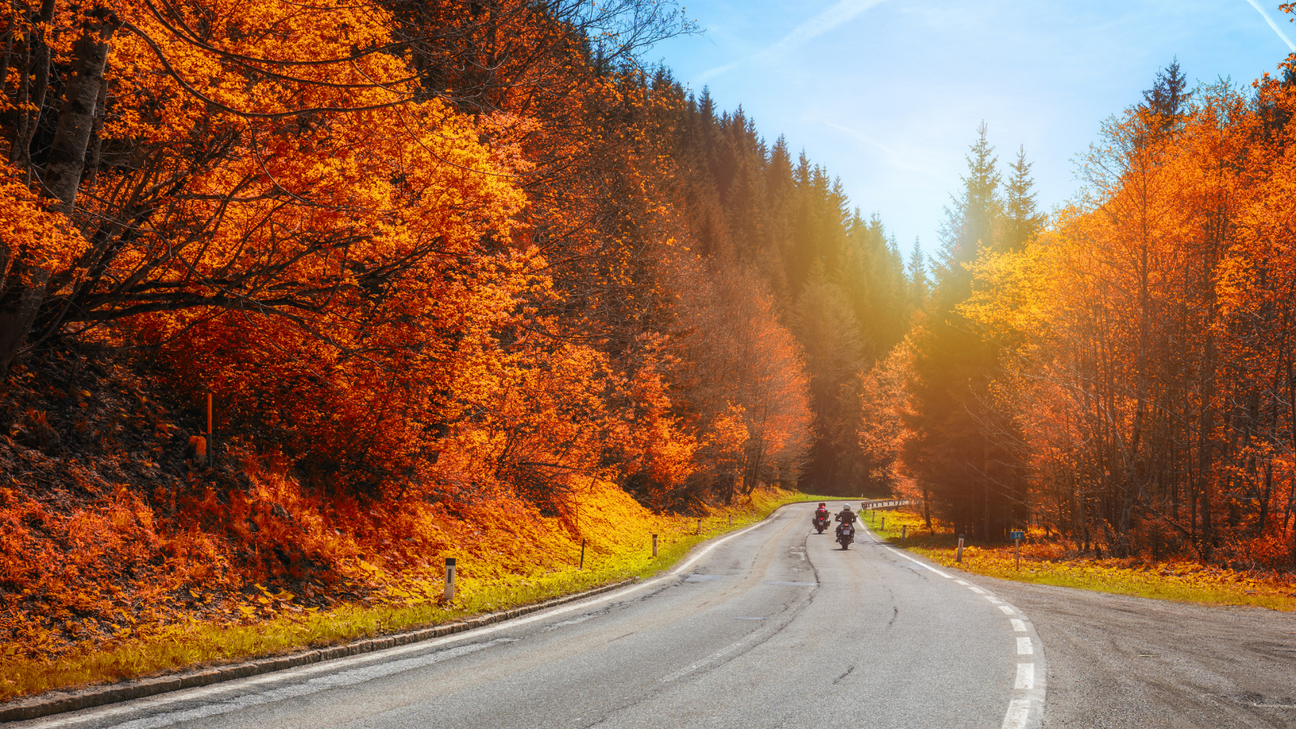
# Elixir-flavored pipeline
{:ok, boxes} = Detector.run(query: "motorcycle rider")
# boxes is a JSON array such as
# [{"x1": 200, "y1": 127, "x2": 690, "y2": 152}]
[
  {"x1": 814, "y1": 502, "x2": 829, "y2": 524},
  {"x1": 835, "y1": 504, "x2": 859, "y2": 539}
]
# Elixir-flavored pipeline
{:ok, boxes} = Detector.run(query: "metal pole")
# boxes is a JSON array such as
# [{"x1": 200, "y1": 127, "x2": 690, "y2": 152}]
[
  {"x1": 956, "y1": 536, "x2": 964, "y2": 563},
  {"x1": 444, "y1": 557, "x2": 457, "y2": 602},
  {"x1": 1015, "y1": 539, "x2": 1020, "y2": 571},
  {"x1": 652, "y1": 534, "x2": 658, "y2": 558},
  {"x1": 579, "y1": 539, "x2": 586, "y2": 571}
]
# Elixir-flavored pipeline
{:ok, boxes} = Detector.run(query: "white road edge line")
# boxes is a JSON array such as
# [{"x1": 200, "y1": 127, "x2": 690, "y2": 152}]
[
  {"x1": 879, "y1": 543, "x2": 953, "y2": 579},
  {"x1": 1003, "y1": 698, "x2": 1031, "y2": 729},
  {"x1": 1014, "y1": 663, "x2": 1034, "y2": 690},
  {"x1": 32, "y1": 506, "x2": 794, "y2": 727},
  {"x1": 859, "y1": 522, "x2": 1046, "y2": 729}
]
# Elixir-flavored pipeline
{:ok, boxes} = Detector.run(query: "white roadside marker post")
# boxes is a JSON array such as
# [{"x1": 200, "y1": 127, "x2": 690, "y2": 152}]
[
  {"x1": 1010, "y1": 530, "x2": 1024, "y2": 570},
  {"x1": 652, "y1": 534, "x2": 658, "y2": 558},
  {"x1": 444, "y1": 557, "x2": 457, "y2": 602},
  {"x1": 957, "y1": 535, "x2": 965, "y2": 563}
]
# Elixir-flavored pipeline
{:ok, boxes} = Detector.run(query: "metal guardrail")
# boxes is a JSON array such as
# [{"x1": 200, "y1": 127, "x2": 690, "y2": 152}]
[{"x1": 860, "y1": 499, "x2": 918, "y2": 510}]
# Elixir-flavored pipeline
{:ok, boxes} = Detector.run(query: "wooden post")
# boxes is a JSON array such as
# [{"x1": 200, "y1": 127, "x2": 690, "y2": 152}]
[
  {"x1": 579, "y1": 539, "x2": 586, "y2": 571},
  {"x1": 205, "y1": 392, "x2": 214, "y2": 466}
]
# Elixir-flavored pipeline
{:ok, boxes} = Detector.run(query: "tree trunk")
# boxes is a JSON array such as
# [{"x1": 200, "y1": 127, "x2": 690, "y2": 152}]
[
  {"x1": 0, "y1": 9, "x2": 117, "y2": 379},
  {"x1": 44, "y1": 8, "x2": 118, "y2": 211}
]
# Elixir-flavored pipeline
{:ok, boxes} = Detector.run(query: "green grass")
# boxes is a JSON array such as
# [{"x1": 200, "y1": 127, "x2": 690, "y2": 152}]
[
  {"x1": 0, "y1": 490, "x2": 812, "y2": 703},
  {"x1": 864, "y1": 508, "x2": 1296, "y2": 612}
]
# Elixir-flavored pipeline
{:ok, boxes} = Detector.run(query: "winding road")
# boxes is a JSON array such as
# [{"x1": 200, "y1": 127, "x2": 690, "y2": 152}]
[{"x1": 16, "y1": 502, "x2": 1294, "y2": 728}]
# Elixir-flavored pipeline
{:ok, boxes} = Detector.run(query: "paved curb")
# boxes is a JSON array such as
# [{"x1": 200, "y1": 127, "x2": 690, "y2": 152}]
[{"x1": 0, "y1": 578, "x2": 636, "y2": 723}]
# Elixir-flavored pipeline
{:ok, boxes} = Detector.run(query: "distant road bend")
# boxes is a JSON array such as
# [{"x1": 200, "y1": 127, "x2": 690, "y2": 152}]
[{"x1": 20, "y1": 503, "x2": 1046, "y2": 728}]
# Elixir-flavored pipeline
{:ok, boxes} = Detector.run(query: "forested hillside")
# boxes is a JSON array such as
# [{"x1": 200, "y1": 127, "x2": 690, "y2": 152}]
[{"x1": 0, "y1": 0, "x2": 915, "y2": 674}]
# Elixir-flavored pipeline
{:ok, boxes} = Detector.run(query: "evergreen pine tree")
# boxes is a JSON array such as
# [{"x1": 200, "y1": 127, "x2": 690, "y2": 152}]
[
  {"x1": 937, "y1": 121, "x2": 1002, "y2": 277},
  {"x1": 1141, "y1": 56, "x2": 1190, "y2": 131},
  {"x1": 907, "y1": 237, "x2": 928, "y2": 308},
  {"x1": 1002, "y1": 146, "x2": 1044, "y2": 252}
]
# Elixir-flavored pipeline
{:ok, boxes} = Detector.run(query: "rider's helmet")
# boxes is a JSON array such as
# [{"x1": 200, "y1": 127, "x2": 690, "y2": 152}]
[{"x1": 818, "y1": 502, "x2": 825, "y2": 507}]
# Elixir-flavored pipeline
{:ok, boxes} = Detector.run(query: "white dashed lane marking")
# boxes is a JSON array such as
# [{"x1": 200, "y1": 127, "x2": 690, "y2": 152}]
[
  {"x1": 1015, "y1": 663, "x2": 1035, "y2": 690},
  {"x1": 861, "y1": 522, "x2": 1043, "y2": 729},
  {"x1": 1004, "y1": 699, "x2": 1031, "y2": 727}
]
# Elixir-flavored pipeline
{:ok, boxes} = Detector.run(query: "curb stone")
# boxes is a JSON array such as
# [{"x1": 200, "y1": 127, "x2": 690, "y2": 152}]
[{"x1": 0, "y1": 578, "x2": 636, "y2": 723}]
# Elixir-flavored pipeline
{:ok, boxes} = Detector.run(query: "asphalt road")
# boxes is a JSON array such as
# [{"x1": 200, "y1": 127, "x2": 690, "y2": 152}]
[
  {"x1": 983, "y1": 573, "x2": 1296, "y2": 728},
  {"x1": 18, "y1": 503, "x2": 1042, "y2": 729}
]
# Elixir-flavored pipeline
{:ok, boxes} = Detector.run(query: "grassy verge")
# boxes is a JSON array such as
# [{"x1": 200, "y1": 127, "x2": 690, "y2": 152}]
[
  {"x1": 864, "y1": 508, "x2": 1296, "y2": 612},
  {"x1": 1, "y1": 489, "x2": 813, "y2": 702}
]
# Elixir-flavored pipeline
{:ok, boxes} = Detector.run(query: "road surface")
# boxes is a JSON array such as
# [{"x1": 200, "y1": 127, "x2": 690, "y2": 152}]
[{"x1": 11, "y1": 503, "x2": 1096, "y2": 728}]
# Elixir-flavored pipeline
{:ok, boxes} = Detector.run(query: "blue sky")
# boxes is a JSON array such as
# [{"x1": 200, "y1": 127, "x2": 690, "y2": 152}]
[{"x1": 651, "y1": 1, "x2": 1296, "y2": 255}]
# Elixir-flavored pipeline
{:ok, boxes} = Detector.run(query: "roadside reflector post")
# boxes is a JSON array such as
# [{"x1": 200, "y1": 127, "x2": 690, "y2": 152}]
[
  {"x1": 881, "y1": 516, "x2": 885, "y2": 532},
  {"x1": 444, "y1": 557, "x2": 457, "y2": 602},
  {"x1": 729, "y1": 514, "x2": 732, "y2": 527},
  {"x1": 1010, "y1": 530, "x2": 1025, "y2": 570},
  {"x1": 696, "y1": 518, "x2": 701, "y2": 535},
  {"x1": 579, "y1": 539, "x2": 586, "y2": 571},
  {"x1": 957, "y1": 535, "x2": 965, "y2": 563},
  {"x1": 901, "y1": 525, "x2": 906, "y2": 543},
  {"x1": 652, "y1": 534, "x2": 658, "y2": 558}
]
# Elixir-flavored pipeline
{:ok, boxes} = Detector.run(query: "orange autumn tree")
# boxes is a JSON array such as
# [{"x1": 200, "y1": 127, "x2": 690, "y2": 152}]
[{"x1": 961, "y1": 69, "x2": 1296, "y2": 565}]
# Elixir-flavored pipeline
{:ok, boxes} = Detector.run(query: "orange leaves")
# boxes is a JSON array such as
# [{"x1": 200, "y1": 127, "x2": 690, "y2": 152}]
[{"x1": 0, "y1": 161, "x2": 87, "y2": 278}]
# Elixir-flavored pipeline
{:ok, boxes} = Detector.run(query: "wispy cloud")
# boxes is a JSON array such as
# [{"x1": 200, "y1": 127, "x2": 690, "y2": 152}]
[
  {"x1": 1243, "y1": 0, "x2": 1296, "y2": 51},
  {"x1": 698, "y1": 0, "x2": 888, "y2": 82}
]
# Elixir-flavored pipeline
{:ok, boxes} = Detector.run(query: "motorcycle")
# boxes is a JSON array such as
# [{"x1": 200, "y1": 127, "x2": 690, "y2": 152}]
[
  {"x1": 812, "y1": 512, "x2": 829, "y2": 533},
  {"x1": 836, "y1": 521, "x2": 855, "y2": 550}
]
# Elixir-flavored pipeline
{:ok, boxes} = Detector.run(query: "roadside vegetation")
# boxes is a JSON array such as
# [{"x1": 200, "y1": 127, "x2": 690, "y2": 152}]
[
  {"x1": 0, "y1": 488, "x2": 807, "y2": 702},
  {"x1": 870, "y1": 508, "x2": 1296, "y2": 612},
  {"x1": 0, "y1": 0, "x2": 899, "y2": 707}
]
